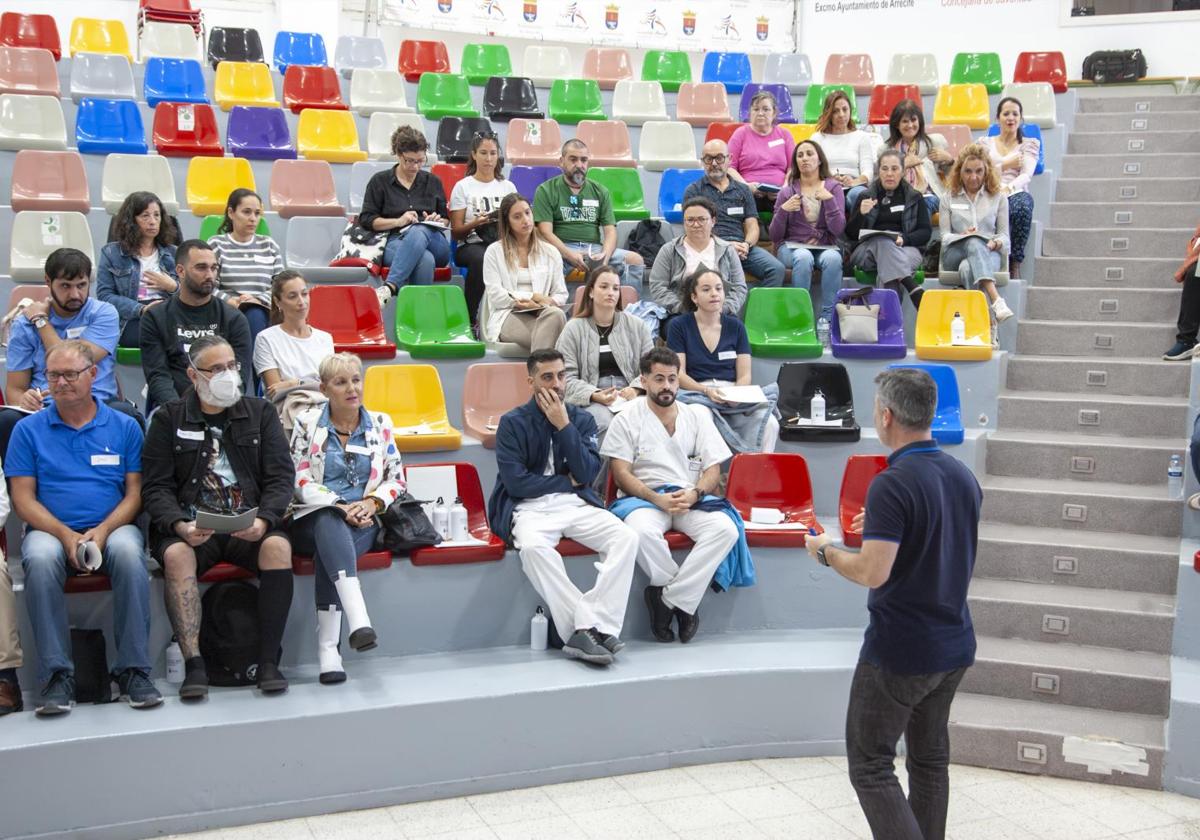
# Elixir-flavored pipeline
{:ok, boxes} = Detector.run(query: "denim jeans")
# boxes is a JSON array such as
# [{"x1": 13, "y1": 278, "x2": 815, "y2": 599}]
[
  {"x1": 845, "y1": 184, "x2": 869, "y2": 214},
  {"x1": 383, "y1": 225, "x2": 451, "y2": 289},
  {"x1": 289, "y1": 507, "x2": 381, "y2": 610},
  {"x1": 240, "y1": 303, "x2": 270, "y2": 348},
  {"x1": 21, "y1": 524, "x2": 151, "y2": 687},
  {"x1": 942, "y1": 238, "x2": 1003, "y2": 289},
  {"x1": 741, "y1": 245, "x2": 785, "y2": 287},
  {"x1": 561, "y1": 242, "x2": 643, "y2": 294},
  {"x1": 776, "y1": 244, "x2": 844, "y2": 318},
  {"x1": 845, "y1": 659, "x2": 968, "y2": 840}
]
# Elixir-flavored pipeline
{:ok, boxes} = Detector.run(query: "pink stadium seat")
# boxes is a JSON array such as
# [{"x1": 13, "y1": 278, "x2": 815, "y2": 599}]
[
  {"x1": 582, "y1": 47, "x2": 634, "y2": 89},
  {"x1": 461, "y1": 362, "x2": 528, "y2": 449},
  {"x1": 929, "y1": 123, "x2": 974, "y2": 158},
  {"x1": 268, "y1": 158, "x2": 345, "y2": 218},
  {"x1": 575, "y1": 120, "x2": 635, "y2": 168},
  {"x1": 0, "y1": 46, "x2": 57, "y2": 97},
  {"x1": 505, "y1": 117, "x2": 563, "y2": 166},
  {"x1": 824, "y1": 53, "x2": 875, "y2": 94},
  {"x1": 675, "y1": 82, "x2": 731, "y2": 127},
  {"x1": 11, "y1": 150, "x2": 90, "y2": 212}
]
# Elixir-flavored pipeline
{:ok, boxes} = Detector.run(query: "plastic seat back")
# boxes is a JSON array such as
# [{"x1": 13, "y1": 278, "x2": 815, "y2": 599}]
[
  {"x1": 775, "y1": 362, "x2": 856, "y2": 426},
  {"x1": 657, "y1": 168, "x2": 705, "y2": 223},
  {"x1": 417, "y1": 73, "x2": 479, "y2": 120},
  {"x1": 0, "y1": 92, "x2": 66, "y2": 150},
  {"x1": 394, "y1": 285, "x2": 483, "y2": 358},
  {"x1": 6, "y1": 284, "x2": 50, "y2": 309},
  {"x1": 102, "y1": 152, "x2": 178, "y2": 214},
  {"x1": 726, "y1": 453, "x2": 819, "y2": 535},
  {"x1": 408, "y1": 462, "x2": 503, "y2": 564},
  {"x1": 431, "y1": 163, "x2": 466, "y2": 199},
  {"x1": 802, "y1": 84, "x2": 856, "y2": 124},
  {"x1": 198, "y1": 215, "x2": 269, "y2": 241},
  {"x1": 281, "y1": 215, "x2": 343, "y2": 272},
  {"x1": 1014, "y1": 51, "x2": 1067, "y2": 94},
  {"x1": 951, "y1": 52, "x2": 1003, "y2": 94},
  {"x1": 461, "y1": 43, "x2": 512, "y2": 86},
  {"x1": 824, "y1": 53, "x2": 875, "y2": 94},
  {"x1": 309, "y1": 285, "x2": 395, "y2": 358},
  {"x1": 888, "y1": 362, "x2": 964, "y2": 444},
  {"x1": 701, "y1": 52, "x2": 752, "y2": 94},
  {"x1": 462, "y1": 362, "x2": 528, "y2": 447},
  {"x1": 69, "y1": 19, "x2": 131, "y2": 59},
  {"x1": 0, "y1": 13, "x2": 61, "y2": 60},
  {"x1": 297, "y1": 109, "x2": 366, "y2": 163},
  {"x1": 704, "y1": 121, "x2": 745, "y2": 145},
  {"x1": 933, "y1": 84, "x2": 989, "y2": 130},
  {"x1": 152, "y1": 101, "x2": 222, "y2": 157},
  {"x1": 273, "y1": 31, "x2": 326, "y2": 74},
  {"x1": 830, "y1": 288, "x2": 906, "y2": 360},
  {"x1": 334, "y1": 35, "x2": 386, "y2": 78},
  {"x1": 637, "y1": 120, "x2": 699, "y2": 171},
  {"x1": 509, "y1": 165, "x2": 559, "y2": 200},
  {"x1": 582, "y1": 47, "x2": 632, "y2": 89},
  {"x1": 139, "y1": 21, "x2": 200, "y2": 61},
  {"x1": 483, "y1": 76, "x2": 542, "y2": 121},
  {"x1": 0, "y1": 46, "x2": 58, "y2": 97},
  {"x1": 143, "y1": 57, "x2": 207, "y2": 107},
  {"x1": 868, "y1": 84, "x2": 921, "y2": 125},
  {"x1": 350, "y1": 69, "x2": 411, "y2": 115},
  {"x1": 367, "y1": 112, "x2": 430, "y2": 161},
  {"x1": 349, "y1": 160, "x2": 391, "y2": 212},
  {"x1": 676, "y1": 82, "x2": 731, "y2": 126},
  {"x1": 10, "y1": 210, "x2": 95, "y2": 280},
  {"x1": 283, "y1": 65, "x2": 346, "y2": 113},
  {"x1": 914, "y1": 288, "x2": 992, "y2": 361},
  {"x1": 838, "y1": 455, "x2": 888, "y2": 547},
  {"x1": 780, "y1": 123, "x2": 818, "y2": 145},
  {"x1": 69, "y1": 52, "x2": 135, "y2": 103},
  {"x1": 548, "y1": 78, "x2": 606, "y2": 124},
  {"x1": 611, "y1": 79, "x2": 667, "y2": 126},
  {"x1": 11, "y1": 150, "x2": 90, "y2": 213},
  {"x1": 887, "y1": 53, "x2": 939, "y2": 93},
  {"x1": 362, "y1": 364, "x2": 462, "y2": 449},
  {"x1": 435, "y1": 117, "x2": 492, "y2": 164},
  {"x1": 763, "y1": 53, "x2": 812, "y2": 94},
  {"x1": 522, "y1": 44, "x2": 571, "y2": 87},
  {"x1": 572, "y1": 284, "x2": 638, "y2": 316},
  {"x1": 743, "y1": 287, "x2": 822, "y2": 357},
  {"x1": 641, "y1": 49, "x2": 691, "y2": 93},
  {"x1": 206, "y1": 27, "x2": 264, "y2": 68},
  {"x1": 399, "y1": 39, "x2": 450, "y2": 82},
  {"x1": 740, "y1": 83, "x2": 796, "y2": 123},
  {"x1": 999, "y1": 82, "x2": 1056, "y2": 129},
  {"x1": 985, "y1": 121, "x2": 1045, "y2": 174},
  {"x1": 269, "y1": 158, "x2": 343, "y2": 218},
  {"x1": 75, "y1": 97, "x2": 146, "y2": 155},
  {"x1": 227, "y1": 105, "x2": 295, "y2": 159},
  {"x1": 506, "y1": 118, "x2": 562, "y2": 166},
  {"x1": 186, "y1": 156, "x2": 256, "y2": 216},
  {"x1": 928, "y1": 124, "x2": 973, "y2": 159},
  {"x1": 587, "y1": 168, "x2": 649, "y2": 221},
  {"x1": 214, "y1": 60, "x2": 279, "y2": 111}
]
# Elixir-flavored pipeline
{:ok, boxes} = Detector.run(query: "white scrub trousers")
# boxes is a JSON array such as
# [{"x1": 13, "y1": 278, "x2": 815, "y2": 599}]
[{"x1": 624, "y1": 507, "x2": 739, "y2": 615}]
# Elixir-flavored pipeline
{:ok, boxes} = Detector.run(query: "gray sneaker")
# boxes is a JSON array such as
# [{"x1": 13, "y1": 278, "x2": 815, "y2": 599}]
[
  {"x1": 117, "y1": 668, "x2": 163, "y2": 709},
  {"x1": 563, "y1": 629, "x2": 614, "y2": 665},
  {"x1": 596, "y1": 632, "x2": 625, "y2": 655}
]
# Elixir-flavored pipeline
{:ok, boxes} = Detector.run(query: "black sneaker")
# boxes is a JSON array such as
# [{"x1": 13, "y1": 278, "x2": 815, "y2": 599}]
[
  {"x1": 117, "y1": 669, "x2": 163, "y2": 709},
  {"x1": 35, "y1": 670, "x2": 75, "y2": 716},
  {"x1": 675, "y1": 608, "x2": 700, "y2": 644},
  {"x1": 563, "y1": 629, "x2": 614, "y2": 666},
  {"x1": 256, "y1": 661, "x2": 289, "y2": 694},
  {"x1": 1163, "y1": 341, "x2": 1196, "y2": 361},
  {"x1": 180, "y1": 656, "x2": 209, "y2": 701},
  {"x1": 596, "y1": 632, "x2": 625, "y2": 655},
  {"x1": 644, "y1": 585, "x2": 675, "y2": 643}
]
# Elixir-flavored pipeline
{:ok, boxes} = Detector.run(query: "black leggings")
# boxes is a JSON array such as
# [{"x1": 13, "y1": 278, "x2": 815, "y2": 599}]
[{"x1": 455, "y1": 242, "x2": 489, "y2": 328}]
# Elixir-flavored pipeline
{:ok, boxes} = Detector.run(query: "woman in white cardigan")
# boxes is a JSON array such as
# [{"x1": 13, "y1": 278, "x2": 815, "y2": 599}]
[{"x1": 481, "y1": 192, "x2": 568, "y2": 352}]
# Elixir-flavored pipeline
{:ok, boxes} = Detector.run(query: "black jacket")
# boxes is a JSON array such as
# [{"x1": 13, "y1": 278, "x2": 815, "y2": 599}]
[
  {"x1": 845, "y1": 179, "x2": 932, "y2": 250},
  {"x1": 141, "y1": 390, "x2": 295, "y2": 540},
  {"x1": 139, "y1": 294, "x2": 253, "y2": 409}
]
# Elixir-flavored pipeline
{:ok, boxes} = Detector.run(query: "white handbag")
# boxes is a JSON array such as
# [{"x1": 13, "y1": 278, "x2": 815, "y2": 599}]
[{"x1": 835, "y1": 290, "x2": 880, "y2": 344}]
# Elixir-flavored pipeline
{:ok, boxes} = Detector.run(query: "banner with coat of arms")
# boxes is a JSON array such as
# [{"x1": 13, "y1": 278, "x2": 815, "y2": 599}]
[{"x1": 380, "y1": 0, "x2": 796, "y2": 54}]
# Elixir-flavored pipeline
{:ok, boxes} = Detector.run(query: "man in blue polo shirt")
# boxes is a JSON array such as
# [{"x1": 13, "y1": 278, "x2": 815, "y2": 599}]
[
  {"x1": 806, "y1": 368, "x2": 981, "y2": 840},
  {"x1": 7, "y1": 340, "x2": 159, "y2": 716}
]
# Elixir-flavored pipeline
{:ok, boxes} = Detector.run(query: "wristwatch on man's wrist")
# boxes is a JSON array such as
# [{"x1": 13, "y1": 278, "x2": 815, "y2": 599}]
[
  {"x1": 816, "y1": 543, "x2": 831, "y2": 567},
  {"x1": 31, "y1": 315, "x2": 48, "y2": 330}
]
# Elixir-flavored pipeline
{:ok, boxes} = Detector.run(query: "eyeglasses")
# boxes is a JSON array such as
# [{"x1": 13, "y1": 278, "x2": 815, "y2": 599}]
[
  {"x1": 701, "y1": 154, "x2": 727, "y2": 164},
  {"x1": 46, "y1": 365, "x2": 92, "y2": 383},
  {"x1": 683, "y1": 216, "x2": 710, "y2": 226},
  {"x1": 399, "y1": 155, "x2": 426, "y2": 166},
  {"x1": 195, "y1": 361, "x2": 242, "y2": 376}
]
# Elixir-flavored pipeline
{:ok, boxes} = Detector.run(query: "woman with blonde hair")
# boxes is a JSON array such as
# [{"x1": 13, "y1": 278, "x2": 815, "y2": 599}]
[{"x1": 811, "y1": 89, "x2": 876, "y2": 211}]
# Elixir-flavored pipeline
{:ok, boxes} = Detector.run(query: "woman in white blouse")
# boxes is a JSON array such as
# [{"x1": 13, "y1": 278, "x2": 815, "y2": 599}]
[
  {"x1": 978, "y1": 96, "x2": 1039, "y2": 279},
  {"x1": 254, "y1": 270, "x2": 335, "y2": 399},
  {"x1": 481, "y1": 192, "x2": 568, "y2": 352},
  {"x1": 811, "y1": 89, "x2": 876, "y2": 212}
]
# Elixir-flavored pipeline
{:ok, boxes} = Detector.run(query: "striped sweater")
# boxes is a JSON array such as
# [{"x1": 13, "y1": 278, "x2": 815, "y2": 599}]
[{"x1": 208, "y1": 233, "x2": 284, "y2": 305}]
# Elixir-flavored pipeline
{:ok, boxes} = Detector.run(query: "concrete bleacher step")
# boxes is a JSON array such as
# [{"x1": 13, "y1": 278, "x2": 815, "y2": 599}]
[
  {"x1": 974, "y1": 522, "x2": 1179, "y2": 596},
  {"x1": 1032, "y1": 256, "x2": 1182, "y2": 288},
  {"x1": 1067, "y1": 129, "x2": 1200, "y2": 155},
  {"x1": 1005, "y1": 354, "x2": 1190, "y2": 398},
  {"x1": 1072, "y1": 111, "x2": 1200, "y2": 132},
  {"x1": 997, "y1": 389, "x2": 1187, "y2": 440},
  {"x1": 967, "y1": 577, "x2": 1176, "y2": 654},
  {"x1": 1023, "y1": 286, "x2": 1178, "y2": 323},
  {"x1": 1041, "y1": 227, "x2": 1194, "y2": 259},
  {"x1": 985, "y1": 429, "x2": 1180, "y2": 485},
  {"x1": 949, "y1": 692, "x2": 1164, "y2": 790},
  {"x1": 964, "y1": 636, "x2": 1171, "y2": 717},
  {"x1": 1060, "y1": 153, "x2": 1200, "y2": 178},
  {"x1": 1054, "y1": 177, "x2": 1200, "y2": 203},
  {"x1": 1015, "y1": 318, "x2": 1175, "y2": 357},
  {"x1": 1077, "y1": 93, "x2": 1200, "y2": 113},
  {"x1": 978, "y1": 475, "x2": 1183, "y2": 538},
  {"x1": 1049, "y1": 201, "x2": 1198, "y2": 230}
]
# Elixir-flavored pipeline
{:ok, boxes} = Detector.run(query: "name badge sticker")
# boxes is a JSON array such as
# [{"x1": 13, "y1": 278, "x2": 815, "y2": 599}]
[
  {"x1": 951, "y1": 204, "x2": 969, "y2": 211},
  {"x1": 598, "y1": 344, "x2": 611, "y2": 353},
  {"x1": 728, "y1": 206, "x2": 744, "y2": 215},
  {"x1": 582, "y1": 199, "x2": 600, "y2": 207},
  {"x1": 66, "y1": 327, "x2": 86, "y2": 339},
  {"x1": 345, "y1": 444, "x2": 373, "y2": 456},
  {"x1": 890, "y1": 205, "x2": 904, "y2": 213},
  {"x1": 91, "y1": 454, "x2": 120, "y2": 466},
  {"x1": 767, "y1": 138, "x2": 785, "y2": 148},
  {"x1": 177, "y1": 429, "x2": 205, "y2": 441},
  {"x1": 717, "y1": 350, "x2": 737, "y2": 360}
]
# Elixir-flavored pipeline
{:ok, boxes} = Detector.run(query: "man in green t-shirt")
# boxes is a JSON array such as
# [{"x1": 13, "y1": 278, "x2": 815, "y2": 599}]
[{"x1": 533, "y1": 139, "x2": 644, "y2": 293}]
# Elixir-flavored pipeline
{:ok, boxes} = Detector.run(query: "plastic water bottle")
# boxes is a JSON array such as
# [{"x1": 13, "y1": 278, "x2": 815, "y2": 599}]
[
  {"x1": 810, "y1": 389, "x2": 826, "y2": 423},
  {"x1": 530, "y1": 607, "x2": 549, "y2": 651},
  {"x1": 450, "y1": 496, "x2": 469, "y2": 541},
  {"x1": 165, "y1": 637, "x2": 184, "y2": 684},
  {"x1": 432, "y1": 496, "x2": 449, "y2": 540},
  {"x1": 950, "y1": 311, "x2": 966, "y2": 345},
  {"x1": 816, "y1": 316, "x2": 830, "y2": 348},
  {"x1": 1168, "y1": 454, "x2": 1184, "y2": 499}
]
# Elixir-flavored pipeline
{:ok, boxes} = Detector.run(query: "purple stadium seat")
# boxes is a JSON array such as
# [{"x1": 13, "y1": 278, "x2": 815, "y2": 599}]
[
  {"x1": 226, "y1": 105, "x2": 297, "y2": 160},
  {"x1": 830, "y1": 287, "x2": 907, "y2": 360},
  {"x1": 509, "y1": 165, "x2": 559, "y2": 200},
  {"x1": 738, "y1": 83, "x2": 795, "y2": 124}
]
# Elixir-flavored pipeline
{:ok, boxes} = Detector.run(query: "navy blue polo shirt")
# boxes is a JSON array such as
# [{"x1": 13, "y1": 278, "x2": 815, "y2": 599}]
[
  {"x1": 859, "y1": 440, "x2": 982, "y2": 675},
  {"x1": 684, "y1": 177, "x2": 758, "y2": 243},
  {"x1": 5, "y1": 400, "x2": 143, "y2": 532}
]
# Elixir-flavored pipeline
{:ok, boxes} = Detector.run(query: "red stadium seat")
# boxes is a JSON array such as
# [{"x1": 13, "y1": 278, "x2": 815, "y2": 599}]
[
  {"x1": 704, "y1": 121, "x2": 745, "y2": 146},
  {"x1": 398, "y1": 39, "x2": 450, "y2": 83},
  {"x1": 431, "y1": 162, "x2": 467, "y2": 199},
  {"x1": 282, "y1": 65, "x2": 348, "y2": 113},
  {"x1": 725, "y1": 453, "x2": 822, "y2": 548},
  {"x1": 838, "y1": 455, "x2": 888, "y2": 548},
  {"x1": 308, "y1": 285, "x2": 397, "y2": 358},
  {"x1": 0, "y1": 13, "x2": 61, "y2": 60},
  {"x1": 867, "y1": 84, "x2": 922, "y2": 125},
  {"x1": 1013, "y1": 51, "x2": 1067, "y2": 94},
  {"x1": 292, "y1": 550, "x2": 392, "y2": 575},
  {"x1": 64, "y1": 575, "x2": 113, "y2": 594},
  {"x1": 152, "y1": 102, "x2": 223, "y2": 157},
  {"x1": 409, "y1": 463, "x2": 506, "y2": 565},
  {"x1": 199, "y1": 562, "x2": 256, "y2": 583}
]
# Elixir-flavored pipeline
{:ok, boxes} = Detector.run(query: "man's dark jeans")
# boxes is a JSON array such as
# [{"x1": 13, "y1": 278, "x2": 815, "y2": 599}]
[{"x1": 845, "y1": 659, "x2": 968, "y2": 840}]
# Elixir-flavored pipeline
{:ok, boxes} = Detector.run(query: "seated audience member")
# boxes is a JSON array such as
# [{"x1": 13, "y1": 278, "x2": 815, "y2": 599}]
[
  {"x1": 1, "y1": 248, "x2": 134, "y2": 459},
  {"x1": 358, "y1": 125, "x2": 451, "y2": 302},
  {"x1": 770, "y1": 140, "x2": 847, "y2": 320},
  {"x1": 978, "y1": 97, "x2": 1038, "y2": 279},
  {"x1": 487, "y1": 350, "x2": 639, "y2": 666},
  {"x1": 846, "y1": 149, "x2": 933, "y2": 310},
  {"x1": 648, "y1": 196, "x2": 748, "y2": 318},
  {"x1": 96, "y1": 191, "x2": 179, "y2": 348},
  {"x1": 940, "y1": 144, "x2": 1015, "y2": 332},
  {"x1": 289, "y1": 353, "x2": 404, "y2": 684},
  {"x1": 1163, "y1": 220, "x2": 1200, "y2": 361},
  {"x1": 557, "y1": 265, "x2": 653, "y2": 437},
  {"x1": 685, "y1": 139, "x2": 785, "y2": 287},
  {"x1": 481, "y1": 193, "x2": 568, "y2": 353},
  {"x1": 448, "y1": 129, "x2": 517, "y2": 332},
  {"x1": 602, "y1": 348, "x2": 746, "y2": 644},
  {"x1": 8, "y1": 340, "x2": 159, "y2": 716},
  {"x1": 885, "y1": 99, "x2": 952, "y2": 214},
  {"x1": 207, "y1": 188, "x2": 283, "y2": 345},
  {"x1": 142, "y1": 337, "x2": 295, "y2": 699},
  {"x1": 141, "y1": 240, "x2": 253, "y2": 410},
  {"x1": 0, "y1": 459, "x2": 23, "y2": 715},
  {"x1": 811, "y1": 89, "x2": 876, "y2": 212},
  {"x1": 727, "y1": 90, "x2": 794, "y2": 214},
  {"x1": 666, "y1": 268, "x2": 779, "y2": 453},
  {"x1": 533, "y1": 139, "x2": 644, "y2": 292},
  {"x1": 253, "y1": 271, "x2": 334, "y2": 431}
]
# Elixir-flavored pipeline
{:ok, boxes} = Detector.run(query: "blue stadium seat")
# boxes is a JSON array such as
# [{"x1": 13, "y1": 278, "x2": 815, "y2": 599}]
[
  {"x1": 701, "y1": 52, "x2": 752, "y2": 94},
  {"x1": 986, "y1": 121, "x2": 1045, "y2": 175},
  {"x1": 143, "y1": 57, "x2": 208, "y2": 107},
  {"x1": 75, "y1": 97, "x2": 146, "y2": 154},
  {"x1": 888, "y1": 362, "x2": 964, "y2": 444},
  {"x1": 273, "y1": 30, "x2": 326, "y2": 74},
  {"x1": 657, "y1": 168, "x2": 705, "y2": 223}
]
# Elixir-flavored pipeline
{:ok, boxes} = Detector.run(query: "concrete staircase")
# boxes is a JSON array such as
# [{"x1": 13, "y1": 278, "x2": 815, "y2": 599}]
[{"x1": 949, "y1": 92, "x2": 1197, "y2": 790}]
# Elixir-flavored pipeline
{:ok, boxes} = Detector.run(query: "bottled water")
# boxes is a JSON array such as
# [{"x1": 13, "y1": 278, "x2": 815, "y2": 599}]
[
  {"x1": 530, "y1": 607, "x2": 549, "y2": 651},
  {"x1": 1168, "y1": 454, "x2": 1184, "y2": 499},
  {"x1": 816, "y1": 317, "x2": 830, "y2": 348},
  {"x1": 950, "y1": 311, "x2": 966, "y2": 345},
  {"x1": 810, "y1": 389, "x2": 826, "y2": 423}
]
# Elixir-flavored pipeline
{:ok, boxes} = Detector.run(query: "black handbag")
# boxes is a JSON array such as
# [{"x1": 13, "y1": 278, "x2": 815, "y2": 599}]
[
  {"x1": 375, "y1": 492, "x2": 443, "y2": 552},
  {"x1": 1082, "y1": 50, "x2": 1147, "y2": 84}
]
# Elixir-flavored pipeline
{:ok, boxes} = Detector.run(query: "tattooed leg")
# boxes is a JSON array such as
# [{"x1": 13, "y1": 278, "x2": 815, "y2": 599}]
[{"x1": 163, "y1": 545, "x2": 201, "y2": 659}]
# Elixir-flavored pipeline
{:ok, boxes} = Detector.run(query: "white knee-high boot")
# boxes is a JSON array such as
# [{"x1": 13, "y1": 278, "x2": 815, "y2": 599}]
[
  {"x1": 317, "y1": 606, "x2": 346, "y2": 685},
  {"x1": 334, "y1": 571, "x2": 377, "y2": 652}
]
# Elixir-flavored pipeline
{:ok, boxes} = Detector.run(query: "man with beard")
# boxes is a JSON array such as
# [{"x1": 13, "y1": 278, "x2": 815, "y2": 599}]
[
  {"x1": 602, "y1": 348, "x2": 738, "y2": 644},
  {"x1": 141, "y1": 336, "x2": 295, "y2": 698},
  {"x1": 487, "y1": 349, "x2": 638, "y2": 666},
  {"x1": 0, "y1": 248, "x2": 134, "y2": 458},
  {"x1": 533, "y1": 139, "x2": 644, "y2": 293},
  {"x1": 140, "y1": 239, "x2": 253, "y2": 411}
]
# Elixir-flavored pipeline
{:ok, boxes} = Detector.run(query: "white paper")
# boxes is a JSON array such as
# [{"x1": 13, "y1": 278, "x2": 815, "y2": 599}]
[
  {"x1": 857, "y1": 229, "x2": 902, "y2": 241},
  {"x1": 715, "y1": 385, "x2": 768, "y2": 404},
  {"x1": 606, "y1": 395, "x2": 639, "y2": 414},
  {"x1": 428, "y1": 536, "x2": 489, "y2": 548},
  {"x1": 950, "y1": 336, "x2": 988, "y2": 346},
  {"x1": 787, "y1": 416, "x2": 843, "y2": 427},
  {"x1": 196, "y1": 507, "x2": 259, "y2": 534},
  {"x1": 783, "y1": 241, "x2": 836, "y2": 251},
  {"x1": 750, "y1": 506, "x2": 784, "y2": 525},
  {"x1": 417, "y1": 220, "x2": 449, "y2": 231},
  {"x1": 446, "y1": 334, "x2": 479, "y2": 343},
  {"x1": 743, "y1": 521, "x2": 813, "y2": 531},
  {"x1": 395, "y1": 422, "x2": 436, "y2": 435},
  {"x1": 404, "y1": 464, "x2": 459, "y2": 520}
]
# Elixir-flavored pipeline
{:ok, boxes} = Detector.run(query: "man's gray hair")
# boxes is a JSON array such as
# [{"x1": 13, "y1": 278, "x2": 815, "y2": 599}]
[
  {"x1": 187, "y1": 335, "x2": 233, "y2": 367},
  {"x1": 561, "y1": 138, "x2": 588, "y2": 155},
  {"x1": 874, "y1": 368, "x2": 936, "y2": 429},
  {"x1": 45, "y1": 338, "x2": 94, "y2": 366}
]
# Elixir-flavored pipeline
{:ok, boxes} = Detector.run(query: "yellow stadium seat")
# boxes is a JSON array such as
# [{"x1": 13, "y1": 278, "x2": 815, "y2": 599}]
[
  {"x1": 363, "y1": 364, "x2": 462, "y2": 452},
  {"x1": 914, "y1": 289, "x2": 993, "y2": 361},
  {"x1": 186, "y1": 156, "x2": 256, "y2": 217},
  {"x1": 780, "y1": 123, "x2": 817, "y2": 144},
  {"x1": 214, "y1": 61, "x2": 279, "y2": 111},
  {"x1": 297, "y1": 108, "x2": 367, "y2": 163},
  {"x1": 932, "y1": 83, "x2": 990, "y2": 130},
  {"x1": 69, "y1": 18, "x2": 132, "y2": 60}
]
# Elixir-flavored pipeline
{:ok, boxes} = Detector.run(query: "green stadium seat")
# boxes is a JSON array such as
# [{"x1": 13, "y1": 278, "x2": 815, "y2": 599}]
[
  {"x1": 198, "y1": 215, "x2": 270, "y2": 241},
  {"x1": 547, "y1": 79, "x2": 605, "y2": 124},
  {"x1": 416, "y1": 73, "x2": 479, "y2": 119},
  {"x1": 641, "y1": 50, "x2": 691, "y2": 93},
  {"x1": 743, "y1": 287, "x2": 823, "y2": 358},
  {"x1": 460, "y1": 43, "x2": 512, "y2": 86},
  {"x1": 950, "y1": 52, "x2": 1003, "y2": 94},
  {"x1": 394, "y1": 285, "x2": 485, "y2": 359},
  {"x1": 803, "y1": 84, "x2": 858, "y2": 124},
  {"x1": 587, "y1": 168, "x2": 649, "y2": 221}
]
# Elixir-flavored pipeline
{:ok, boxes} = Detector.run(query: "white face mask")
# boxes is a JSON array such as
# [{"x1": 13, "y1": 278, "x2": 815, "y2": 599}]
[{"x1": 199, "y1": 368, "x2": 242, "y2": 408}]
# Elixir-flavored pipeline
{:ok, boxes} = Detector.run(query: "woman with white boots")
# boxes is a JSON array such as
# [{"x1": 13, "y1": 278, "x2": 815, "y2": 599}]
[{"x1": 288, "y1": 353, "x2": 406, "y2": 683}]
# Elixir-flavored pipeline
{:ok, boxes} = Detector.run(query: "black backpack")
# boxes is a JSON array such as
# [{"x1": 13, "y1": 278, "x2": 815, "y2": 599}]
[
  {"x1": 200, "y1": 580, "x2": 266, "y2": 687},
  {"x1": 1082, "y1": 50, "x2": 1147, "y2": 84},
  {"x1": 626, "y1": 219, "x2": 668, "y2": 267},
  {"x1": 71, "y1": 628, "x2": 113, "y2": 704}
]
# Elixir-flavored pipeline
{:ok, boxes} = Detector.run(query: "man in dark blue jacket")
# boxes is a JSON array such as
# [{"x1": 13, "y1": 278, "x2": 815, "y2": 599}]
[{"x1": 488, "y1": 349, "x2": 638, "y2": 666}]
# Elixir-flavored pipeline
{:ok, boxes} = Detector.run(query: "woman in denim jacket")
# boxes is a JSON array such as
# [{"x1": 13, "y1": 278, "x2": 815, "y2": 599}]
[{"x1": 96, "y1": 191, "x2": 179, "y2": 347}]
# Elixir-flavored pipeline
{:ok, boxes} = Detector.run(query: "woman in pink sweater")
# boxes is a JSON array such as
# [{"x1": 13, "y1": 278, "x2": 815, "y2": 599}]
[{"x1": 728, "y1": 90, "x2": 795, "y2": 214}]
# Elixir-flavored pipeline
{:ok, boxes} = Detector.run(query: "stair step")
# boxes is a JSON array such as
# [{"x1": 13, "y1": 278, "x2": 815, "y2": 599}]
[
  {"x1": 1049, "y1": 201, "x2": 1197, "y2": 230},
  {"x1": 965, "y1": 636, "x2": 1170, "y2": 716},
  {"x1": 979, "y1": 475, "x2": 1183, "y2": 537},
  {"x1": 1060, "y1": 153, "x2": 1200, "y2": 178},
  {"x1": 1005, "y1": 355, "x2": 1190, "y2": 398},
  {"x1": 1068, "y1": 129, "x2": 1200, "y2": 155},
  {"x1": 1023, "y1": 286, "x2": 1177, "y2": 323},
  {"x1": 1041, "y1": 228, "x2": 1193, "y2": 259},
  {"x1": 949, "y1": 692, "x2": 1163, "y2": 789},
  {"x1": 985, "y1": 429, "x2": 1181, "y2": 485},
  {"x1": 975, "y1": 522, "x2": 1178, "y2": 596},
  {"x1": 968, "y1": 577, "x2": 1176, "y2": 653},
  {"x1": 1032, "y1": 256, "x2": 1180, "y2": 289},
  {"x1": 1072, "y1": 111, "x2": 1200, "y2": 132},
  {"x1": 1015, "y1": 319, "x2": 1175, "y2": 358},
  {"x1": 1077, "y1": 94, "x2": 1200, "y2": 113},
  {"x1": 1054, "y1": 177, "x2": 1200, "y2": 204}
]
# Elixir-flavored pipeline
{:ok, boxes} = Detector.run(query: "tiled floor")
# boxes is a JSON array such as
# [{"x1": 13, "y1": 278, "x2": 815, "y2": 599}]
[{"x1": 164, "y1": 758, "x2": 1200, "y2": 839}]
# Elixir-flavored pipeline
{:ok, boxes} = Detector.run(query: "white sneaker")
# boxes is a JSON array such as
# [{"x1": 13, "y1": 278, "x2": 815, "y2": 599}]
[
  {"x1": 1188, "y1": 493, "x2": 1200, "y2": 512},
  {"x1": 992, "y1": 298, "x2": 1014, "y2": 322},
  {"x1": 374, "y1": 284, "x2": 393, "y2": 309}
]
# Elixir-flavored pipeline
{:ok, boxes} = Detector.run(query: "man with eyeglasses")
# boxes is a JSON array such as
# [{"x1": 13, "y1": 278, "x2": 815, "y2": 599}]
[
  {"x1": 142, "y1": 336, "x2": 295, "y2": 699},
  {"x1": 7, "y1": 340, "x2": 159, "y2": 715},
  {"x1": 685, "y1": 140, "x2": 785, "y2": 289},
  {"x1": 140, "y1": 239, "x2": 252, "y2": 411}
]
